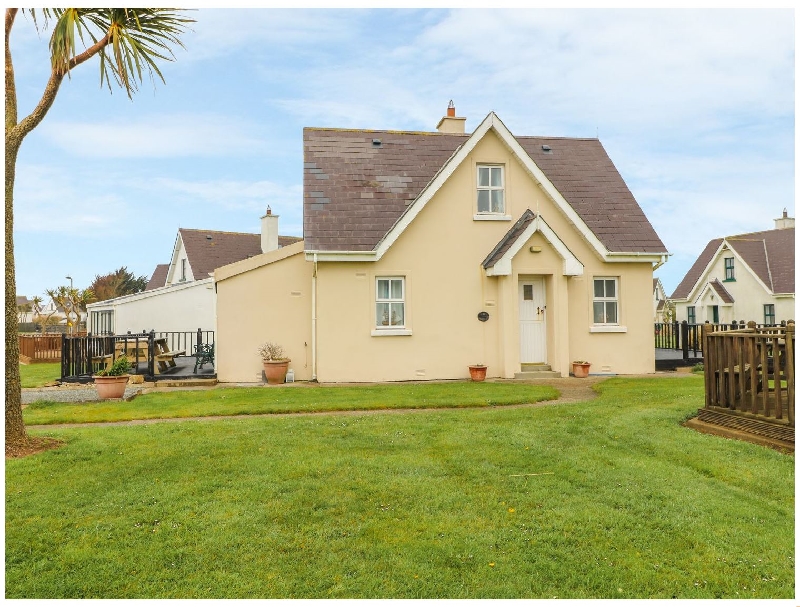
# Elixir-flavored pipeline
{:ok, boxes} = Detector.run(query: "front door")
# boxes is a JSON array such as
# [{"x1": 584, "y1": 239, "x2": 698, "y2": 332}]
[{"x1": 519, "y1": 278, "x2": 546, "y2": 363}]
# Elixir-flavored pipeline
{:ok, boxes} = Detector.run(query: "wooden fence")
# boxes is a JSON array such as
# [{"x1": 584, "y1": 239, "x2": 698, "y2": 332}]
[
  {"x1": 19, "y1": 334, "x2": 63, "y2": 363},
  {"x1": 702, "y1": 322, "x2": 794, "y2": 439}
]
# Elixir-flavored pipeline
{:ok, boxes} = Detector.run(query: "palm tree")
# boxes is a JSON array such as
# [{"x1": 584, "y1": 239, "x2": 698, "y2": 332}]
[{"x1": 5, "y1": 9, "x2": 192, "y2": 455}]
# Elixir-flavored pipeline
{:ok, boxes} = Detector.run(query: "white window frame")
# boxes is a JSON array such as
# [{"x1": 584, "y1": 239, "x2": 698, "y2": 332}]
[
  {"x1": 475, "y1": 164, "x2": 507, "y2": 217},
  {"x1": 180, "y1": 258, "x2": 187, "y2": 282},
  {"x1": 724, "y1": 257, "x2": 735, "y2": 281},
  {"x1": 372, "y1": 277, "x2": 411, "y2": 336},
  {"x1": 590, "y1": 276, "x2": 627, "y2": 333}
]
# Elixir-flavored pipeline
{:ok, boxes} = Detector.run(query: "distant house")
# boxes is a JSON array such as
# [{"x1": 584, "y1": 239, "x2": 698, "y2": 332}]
[
  {"x1": 86, "y1": 210, "x2": 301, "y2": 335},
  {"x1": 653, "y1": 278, "x2": 667, "y2": 323},
  {"x1": 669, "y1": 211, "x2": 795, "y2": 325},
  {"x1": 214, "y1": 105, "x2": 669, "y2": 383}
]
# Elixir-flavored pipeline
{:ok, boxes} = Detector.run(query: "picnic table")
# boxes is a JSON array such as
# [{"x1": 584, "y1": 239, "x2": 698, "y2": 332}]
[{"x1": 154, "y1": 338, "x2": 185, "y2": 374}]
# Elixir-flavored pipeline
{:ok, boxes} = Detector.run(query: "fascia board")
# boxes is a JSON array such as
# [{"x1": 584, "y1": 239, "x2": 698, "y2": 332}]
[
  {"x1": 214, "y1": 241, "x2": 306, "y2": 282},
  {"x1": 605, "y1": 252, "x2": 670, "y2": 264},
  {"x1": 484, "y1": 215, "x2": 584, "y2": 277},
  {"x1": 487, "y1": 113, "x2": 611, "y2": 261},
  {"x1": 85, "y1": 277, "x2": 214, "y2": 310},
  {"x1": 687, "y1": 239, "x2": 773, "y2": 300},
  {"x1": 726, "y1": 239, "x2": 775, "y2": 294},
  {"x1": 371, "y1": 113, "x2": 496, "y2": 261},
  {"x1": 303, "y1": 251, "x2": 377, "y2": 263},
  {"x1": 165, "y1": 231, "x2": 184, "y2": 285}
]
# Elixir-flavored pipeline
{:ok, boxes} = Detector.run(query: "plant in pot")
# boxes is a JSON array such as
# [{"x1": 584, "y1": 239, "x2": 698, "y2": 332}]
[
  {"x1": 93, "y1": 355, "x2": 131, "y2": 399},
  {"x1": 258, "y1": 342, "x2": 291, "y2": 385},
  {"x1": 572, "y1": 360, "x2": 591, "y2": 378},
  {"x1": 468, "y1": 364, "x2": 487, "y2": 382}
]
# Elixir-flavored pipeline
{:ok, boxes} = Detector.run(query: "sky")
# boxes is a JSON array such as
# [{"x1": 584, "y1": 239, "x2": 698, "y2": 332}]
[{"x1": 8, "y1": 8, "x2": 795, "y2": 300}]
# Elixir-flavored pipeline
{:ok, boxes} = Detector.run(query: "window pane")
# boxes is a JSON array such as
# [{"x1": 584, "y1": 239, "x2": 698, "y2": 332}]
[
  {"x1": 523, "y1": 285, "x2": 533, "y2": 300},
  {"x1": 490, "y1": 167, "x2": 502, "y2": 187},
  {"x1": 491, "y1": 190, "x2": 504, "y2": 213},
  {"x1": 593, "y1": 302, "x2": 605, "y2": 324},
  {"x1": 377, "y1": 279, "x2": 389, "y2": 300},
  {"x1": 594, "y1": 279, "x2": 604, "y2": 298},
  {"x1": 477, "y1": 190, "x2": 490, "y2": 213},
  {"x1": 478, "y1": 167, "x2": 489, "y2": 187},
  {"x1": 390, "y1": 303, "x2": 404, "y2": 326},
  {"x1": 390, "y1": 279, "x2": 403, "y2": 300},
  {"x1": 605, "y1": 279, "x2": 616, "y2": 298},
  {"x1": 606, "y1": 302, "x2": 618, "y2": 324},
  {"x1": 377, "y1": 303, "x2": 390, "y2": 326}
]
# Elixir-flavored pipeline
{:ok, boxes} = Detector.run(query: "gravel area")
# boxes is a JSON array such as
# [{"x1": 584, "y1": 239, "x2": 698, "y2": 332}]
[{"x1": 22, "y1": 386, "x2": 142, "y2": 404}]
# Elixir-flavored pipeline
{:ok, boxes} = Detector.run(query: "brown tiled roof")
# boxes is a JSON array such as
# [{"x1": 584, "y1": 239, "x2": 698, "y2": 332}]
[
  {"x1": 670, "y1": 227, "x2": 794, "y2": 299},
  {"x1": 145, "y1": 264, "x2": 169, "y2": 291},
  {"x1": 709, "y1": 278, "x2": 735, "y2": 304},
  {"x1": 180, "y1": 229, "x2": 303, "y2": 279},
  {"x1": 670, "y1": 238, "x2": 723, "y2": 300},
  {"x1": 16, "y1": 295, "x2": 31, "y2": 306},
  {"x1": 483, "y1": 209, "x2": 537, "y2": 268},
  {"x1": 728, "y1": 228, "x2": 794, "y2": 293},
  {"x1": 516, "y1": 137, "x2": 666, "y2": 253},
  {"x1": 302, "y1": 125, "x2": 667, "y2": 254}
]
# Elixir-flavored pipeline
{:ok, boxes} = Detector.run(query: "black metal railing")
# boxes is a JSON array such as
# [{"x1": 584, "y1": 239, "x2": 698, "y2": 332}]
[
  {"x1": 655, "y1": 320, "x2": 789, "y2": 359},
  {"x1": 60, "y1": 328, "x2": 214, "y2": 382}
]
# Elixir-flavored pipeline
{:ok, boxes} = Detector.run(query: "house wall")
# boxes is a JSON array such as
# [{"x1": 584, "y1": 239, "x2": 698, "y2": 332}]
[
  {"x1": 166, "y1": 235, "x2": 195, "y2": 285},
  {"x1": 673, "y1": 247, "x2": 795, "y2": 324},
  {"x1": 312, "y1": 130, "x2": 656, "y2": 381},
  {"x1": 87, "y1": 278, "x2": 216, "y2": 334},
  {"x1": 215, "y1": 243, "x2": 313, "y2": 383}
]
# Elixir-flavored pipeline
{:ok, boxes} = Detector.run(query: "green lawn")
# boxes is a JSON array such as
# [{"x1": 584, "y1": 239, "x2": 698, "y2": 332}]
[
  {"x1": 23, "y1": 382, "x2": 559, "y2": 425},
  {"x1": 19, "y1": 363, "x2": 61, "y2": 388},
  {"x1": 6, "y1": 376, "x2": 794, "y2": 599}
]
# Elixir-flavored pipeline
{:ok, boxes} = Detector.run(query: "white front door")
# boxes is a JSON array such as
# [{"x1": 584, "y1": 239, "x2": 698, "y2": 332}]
[{"x1": 519, "y1": 278, "x2": 547, "y2": 363}]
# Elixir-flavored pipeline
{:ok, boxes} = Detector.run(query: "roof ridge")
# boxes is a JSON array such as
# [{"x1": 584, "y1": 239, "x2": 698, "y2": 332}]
[
  {"x1": 304, "y1": 127, "x2": 468, "y2": 136},
  {"x1": 179, "y1": 228, "x2": 258, "y2": 236}
]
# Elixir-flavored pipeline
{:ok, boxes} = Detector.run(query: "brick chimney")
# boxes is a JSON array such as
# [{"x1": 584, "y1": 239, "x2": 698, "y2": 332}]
[
  {"x1": 774, "y1": 208, "x2": 795, "y2": 230},
  {"x1": 436, "y1": 100, "x2": 466, "y2": 134},
  {"x1": 261, "y1": 206, "x2": 279, "y2": 253}
]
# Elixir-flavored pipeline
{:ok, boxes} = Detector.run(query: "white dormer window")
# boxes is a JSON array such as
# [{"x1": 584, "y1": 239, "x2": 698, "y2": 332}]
[
  {"x1": 477, "y1": 165, "x2": 504, "y2": 214},
  {"x1": 180, "y1": 259, "x2": 187, "y2": 282}
]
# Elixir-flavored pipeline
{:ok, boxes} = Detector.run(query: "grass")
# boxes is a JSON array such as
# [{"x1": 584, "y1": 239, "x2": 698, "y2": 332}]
[
  {"x1": 22, "y1": 382, "x2": 559, "y2": 425},
  {"x1": 19, "y1": 363, "x2": 61, "y2": 388},
  {"x1": 6, "y1": 376, "x2": 794, "y2": 599}
]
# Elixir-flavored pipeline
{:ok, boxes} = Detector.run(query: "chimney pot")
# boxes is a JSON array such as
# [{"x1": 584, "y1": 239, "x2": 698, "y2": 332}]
[
  {"x1": 447, "y1": 100, "x2": 455, "y2": 117},
  {"x1": 266, "y1": 205, "x2": 272, "y2": 215}
]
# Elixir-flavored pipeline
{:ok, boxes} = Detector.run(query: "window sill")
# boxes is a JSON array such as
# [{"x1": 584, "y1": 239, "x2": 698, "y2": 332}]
[
  {"x1": 473, "y1": 214, "x2": 512, "y2": 221},
  {"x1": 371, "y1": 328, "x2": 412, "y2": 336},
  {"x1": 723, "y1": 279, "x2": 736, "y2": 282},
  {"x1": 589, "y1": 325, "x2": 627, "y2": 333}
]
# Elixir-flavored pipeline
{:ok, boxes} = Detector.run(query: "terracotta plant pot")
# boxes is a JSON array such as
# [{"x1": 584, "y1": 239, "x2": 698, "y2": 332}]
[
  {"x1": 572, "y1": 363, "x2": 591, "y2": 378},
  {"x1": 263, "y1": 360, "x2": 291, "y2": 385},
  {"x1": 469, "y1": 365, "x2": 487, "y2": 382},
  {"x1": 93, "y1": 375, "x2": 129, "y2": 399}
]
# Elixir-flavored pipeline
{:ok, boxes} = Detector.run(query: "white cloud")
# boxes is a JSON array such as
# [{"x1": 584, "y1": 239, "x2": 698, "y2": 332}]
[{"x1": 38, "y1": 113, "x2": 267, "y2": 159}]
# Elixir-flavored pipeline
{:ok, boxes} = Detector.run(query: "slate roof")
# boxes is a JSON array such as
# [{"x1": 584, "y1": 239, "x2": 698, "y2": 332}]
[
  {"x1": 145, "y1": 264, "x2": 169, "y2": 291},
  {"x1": 482, "y1": 209, "x2": 537, "y2": 269},
  {"x1": 670, "y1": 227, "x2": 795, "y2": 299},
  {"x1": 709, "y1": 279, "x2": 735, "y2": 304},
  {"x1": 16, "y1": 295, "x2": 31, "y2": 306},
  {"x1": 302, "y1": 125, "x2": 667, "y2": 254},
  {"x1": 180, "y1": 229, "x2": 303, "y2": 279}
]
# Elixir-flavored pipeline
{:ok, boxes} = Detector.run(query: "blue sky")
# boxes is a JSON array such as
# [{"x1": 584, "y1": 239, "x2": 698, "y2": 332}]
[{"x1": 9, "y1": 8, "x2": 795, "y2": 300}]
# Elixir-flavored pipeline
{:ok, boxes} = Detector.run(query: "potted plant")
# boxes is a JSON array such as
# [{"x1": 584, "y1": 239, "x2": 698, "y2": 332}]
[
  {"x1": 258, "y1": 342, "x2": 291, "y2": 385},
  {"x1": 572, "y1": 360, "x2": 591, "y2": 378},
  {"x1": 93, "y1": 355, "x2": 131, "y2": 399},
  {"x1": 468, "y1": 364, "x2": 487, "y2": 382}
]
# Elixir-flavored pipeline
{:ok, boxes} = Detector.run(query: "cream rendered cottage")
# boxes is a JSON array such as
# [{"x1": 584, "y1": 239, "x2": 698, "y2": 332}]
[{"x1": 214, "y1": 107, "x2": 669, "y2": 383}]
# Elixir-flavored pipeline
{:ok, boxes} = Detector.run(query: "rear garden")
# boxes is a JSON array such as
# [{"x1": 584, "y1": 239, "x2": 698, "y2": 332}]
[{"x1": 6, "y1": 375, "x2": 794, "y2": 599}]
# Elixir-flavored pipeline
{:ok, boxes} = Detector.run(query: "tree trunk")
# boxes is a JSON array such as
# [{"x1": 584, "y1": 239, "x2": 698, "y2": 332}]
[{"x1": 5, "y1": 136, "x2": 27, "y2": 450}]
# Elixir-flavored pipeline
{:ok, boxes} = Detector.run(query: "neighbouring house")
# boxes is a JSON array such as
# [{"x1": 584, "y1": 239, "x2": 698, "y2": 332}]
[
  {"x1": 214, "y1": 105, "x2": 669, "y2": 383},
  {"x1": 653, "y1": 278, "x2": 668, "y2": 323},
  {"x1": 669, "y1": 210, "x2": 795, "y2": 325},
  {"x1": 16, "y1": 296, "x2": 33, "y2": 323},
  {"x1": 86, "y1": 211, "x2": 301, "y2": 335}
]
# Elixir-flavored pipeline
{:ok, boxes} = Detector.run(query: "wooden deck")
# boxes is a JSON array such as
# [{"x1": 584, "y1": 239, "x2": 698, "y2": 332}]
[{"x1": 695, "y1": 322, "x2": 794, "y2": 448}]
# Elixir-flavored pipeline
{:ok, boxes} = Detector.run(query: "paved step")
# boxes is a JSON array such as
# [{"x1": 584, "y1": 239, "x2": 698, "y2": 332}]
[
  {"x1": 513, "y1": 371, "x2": 561, "y2": 380},
  {"x1": 521, "y1": 363, "x2": 552, "y2": 372}
]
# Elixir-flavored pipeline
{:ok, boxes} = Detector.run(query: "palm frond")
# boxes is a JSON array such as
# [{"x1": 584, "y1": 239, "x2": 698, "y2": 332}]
[{"x1": 46, "y1": 8, "x2": 194, "y2": 98}]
